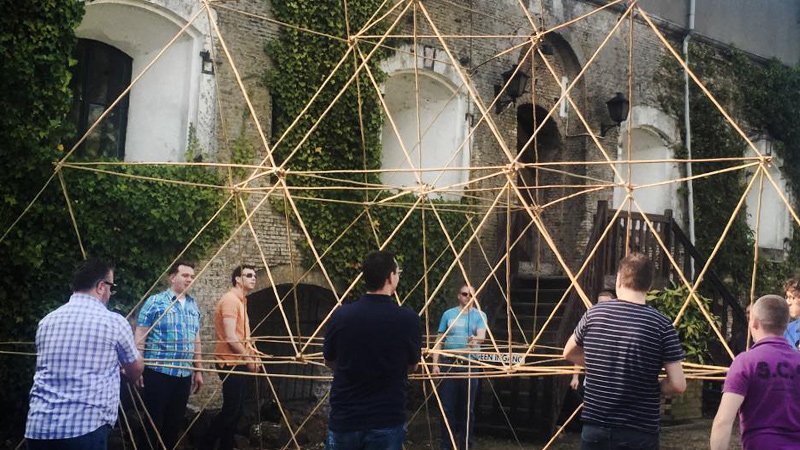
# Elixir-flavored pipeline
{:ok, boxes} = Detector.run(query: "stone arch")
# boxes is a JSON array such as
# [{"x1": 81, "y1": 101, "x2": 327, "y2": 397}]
[
  {"x1": 76, "y1": 0, "x2": 215, "y2": 161},
  {"x1": 614, "y1": 106, "x2": 682, "y2": 222},
  {"x1": 745, "y1": 139, "x2": 793, "y2": 255},
  {"x1": 248, "y1": 266, "x2": 335, "y2": 403},
  {"x1": 516, "y1": 104, "x2": 562, "y2": 206},
  {"x1": 379, "y1": 45, "x2": 470, "y2": 199}
]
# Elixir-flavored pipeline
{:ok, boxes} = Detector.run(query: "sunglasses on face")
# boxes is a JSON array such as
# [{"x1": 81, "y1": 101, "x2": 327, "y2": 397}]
[
  {"x1": 242, "y1": 273, "x2": 256, "y2": 279},
  {"x1": 101, "y1": 280, "x2": 117, "y2": 295},
  {"x1": 459, "y1": 292, "x2": 471, "y2": 297}
]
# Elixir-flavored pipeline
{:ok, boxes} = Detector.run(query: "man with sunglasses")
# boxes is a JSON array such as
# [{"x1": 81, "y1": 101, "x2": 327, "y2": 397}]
[
  {"x1": 26, "y1": 258, "x2": 143, "y2": 449},
  {"x1": 431, "y1": 284, "x2": 488, "y2": 450},
  {"x1": 135, "y1": 261, "x2": 203, "y2": 449},
  {"x1": 203, "y1": 264, "x2": 260, "y2": 450}
]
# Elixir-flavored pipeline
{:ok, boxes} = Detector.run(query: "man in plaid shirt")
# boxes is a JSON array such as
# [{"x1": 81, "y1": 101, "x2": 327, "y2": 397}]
[
  {"x1": 26, "y1": 258, "x2": 143, "y2": 449},
  {"x1": 135, "y1": 261, "x2": 204, "y2": 448}
]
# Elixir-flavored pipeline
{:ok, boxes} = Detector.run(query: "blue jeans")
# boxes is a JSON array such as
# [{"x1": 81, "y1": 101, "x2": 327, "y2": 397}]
[
  {"x1": 27, "y1": 425, "x2": 110, "y2": 450},
  {"x1": 581, "y1": 424, "x2": 659, "y2": 450},
  {"x1": 439, "y1": 365, "x2": 480, "y2": 450},
  {"x1": 325, "y1": 424, "x2": 405, "y2": 450}
]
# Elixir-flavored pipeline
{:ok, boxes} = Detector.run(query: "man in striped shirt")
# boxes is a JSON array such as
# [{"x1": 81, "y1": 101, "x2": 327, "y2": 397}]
[{"x1": 563, "y1": 253, "x2": 686, "y2": 449}]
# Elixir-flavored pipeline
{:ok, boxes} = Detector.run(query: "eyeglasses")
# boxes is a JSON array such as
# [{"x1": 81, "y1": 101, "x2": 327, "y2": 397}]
[
  {"x1": 101, "y1": 280, "x2": 117, "y2": 295},
  {"x1": 243, "y1": 273, "x2": 257, "y2": 279},
  {"x1": 459, "y1": 292, "x2": 471, "y2": 297}
]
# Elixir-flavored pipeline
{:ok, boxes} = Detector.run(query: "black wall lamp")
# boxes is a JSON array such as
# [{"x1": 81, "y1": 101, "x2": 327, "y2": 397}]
[
  {"x1": 200, "y1": 50, "x2": 214, "y2": 75},
  {"x1": 600, "y1": 92, "x2": 629, "y2": 136},
  {"x1": 494, "y1": 64, "x2": 530, "y2": 114}
]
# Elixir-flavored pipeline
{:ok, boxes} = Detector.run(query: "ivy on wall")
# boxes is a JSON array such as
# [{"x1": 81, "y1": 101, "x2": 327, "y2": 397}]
[
  {"x1": 0, "y1": 1, "x2": 232, "y2": 441},
  {"x1": 658, "y1": 43, "x2": 800, "y2": 299},
  {"x1": 266, "y1": 1, "x2": 468, "y2": 309}
]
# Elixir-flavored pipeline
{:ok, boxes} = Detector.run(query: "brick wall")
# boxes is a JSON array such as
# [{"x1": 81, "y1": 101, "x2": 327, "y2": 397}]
[{"x1": 188, "y1": 0, "x2": 688, "y2": 413}]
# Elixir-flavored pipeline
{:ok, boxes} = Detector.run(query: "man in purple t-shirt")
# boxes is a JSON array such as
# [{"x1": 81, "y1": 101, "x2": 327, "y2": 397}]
[{"x1": 710, "y1": 294, "x2": 800, "y2": 450}]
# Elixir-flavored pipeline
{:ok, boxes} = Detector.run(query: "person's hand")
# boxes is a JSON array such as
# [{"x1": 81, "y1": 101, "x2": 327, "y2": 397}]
[
  {"x1": 247, "y1": 362, "x2": 259, "y2": 373},
  {"x1": 570, "y1": 374, "x2": 579, "y2": 390},
  {"x1": 432, "y1": 365, "x2": 440, "y2": 375},
  {"x1": 135, "y1": 375, "x2": 144, "y2": 389},
  {"x1": 192, "y1": 371, "x2": 204, "y2": 394}
]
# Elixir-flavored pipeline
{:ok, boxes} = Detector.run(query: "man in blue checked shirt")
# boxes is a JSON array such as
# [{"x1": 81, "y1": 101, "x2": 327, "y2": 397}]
[
  {"x1": 135, "y1": 261, "x2": 204, "y2": 449},
  {"x1": 26, "y1": 258, "x2": 144, "y2": 449}
]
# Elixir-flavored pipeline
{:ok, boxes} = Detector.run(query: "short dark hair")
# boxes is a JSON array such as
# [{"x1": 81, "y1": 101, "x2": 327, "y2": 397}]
[
  {"x1": 168, "y1": 260, "x2": 195, "y2": 276},
  {"x1": 597, "y1": 289, "x2": 616, "y2": 301},
  {"x1": 71, "y1": 258, "x2": 114, "y2": 292},
  {"x1": 784, "y1": 277, "x2": 800, "y2": 297},
  {"x1": 617, "y1": 252, "x2": 653, "y2": 292},
  {"x1": 231, "y1": 264, "x2": 257, "y2": 286},
  {"x1": 754, "y1": 294, "x2": 789, "y2": 334},
  {"x1": 362, "y1": 251, "x2": 397, "y2": 291}
]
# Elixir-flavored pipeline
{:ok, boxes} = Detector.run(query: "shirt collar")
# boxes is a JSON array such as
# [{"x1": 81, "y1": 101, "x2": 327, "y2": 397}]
[
  {"x1": 165, "y1": 289, "x2": 194, "y2": 303},
  {"x1": 69, "y1": 292, "x2": 106, "y2": 308},
  {"x1": 362, "y1": 293, "x2": 393, "y2": 302},
  {"x1": 752, "y1": 336, "x2": 790, "y2": 349}
]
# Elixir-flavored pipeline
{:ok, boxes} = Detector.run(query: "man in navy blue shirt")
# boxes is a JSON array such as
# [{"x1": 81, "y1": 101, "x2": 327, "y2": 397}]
[{"x1": 323, "y1": 251, "x2": 422, "y2": 450}]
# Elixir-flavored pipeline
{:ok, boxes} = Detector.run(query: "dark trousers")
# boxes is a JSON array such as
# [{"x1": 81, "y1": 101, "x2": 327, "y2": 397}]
[
  {"x1": 204, "y1": 365, "x2": 250, "y2": 450},
  {"x1": 581, "y1": 424, "x2": 659, "y2": 450},
  {"x1": 140, "y1": 368, "x2": 192, "y2": 449},
  {"x1": 439, "y1": 365, "x2": 480, "y2": 450},
  {"x1": 27, "y1": 425, "x2": 110, "y2": 450}
]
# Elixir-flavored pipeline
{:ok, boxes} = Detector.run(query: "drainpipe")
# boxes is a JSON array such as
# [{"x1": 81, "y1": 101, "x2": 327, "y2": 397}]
[{"x1": 684, "y1": 0, "x2": 696, "y2": 279}]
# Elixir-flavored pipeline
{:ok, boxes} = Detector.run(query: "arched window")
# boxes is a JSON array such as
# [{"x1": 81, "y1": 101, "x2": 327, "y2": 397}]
[
  {"x1": 613, "y1": 128, "x2": 679, "y2": 216},
  {"x1": 69, "y1": 39, "x2": 132, "y2": 160},
  {"x1": 745, "y1": 139, "x2": 792, "y2": 252},
  {"x1": 380, "y1": 71, "x2": 469, "y2": 199}
]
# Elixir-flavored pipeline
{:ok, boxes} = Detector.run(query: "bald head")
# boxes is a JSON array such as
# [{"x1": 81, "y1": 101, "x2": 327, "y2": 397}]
[{"x1": 752, "y1": 295, "x2": 789, "y2": 336}]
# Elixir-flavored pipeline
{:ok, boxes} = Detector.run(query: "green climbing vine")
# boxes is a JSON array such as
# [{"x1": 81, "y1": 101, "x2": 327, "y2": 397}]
[
  {"x1": 658, "y1": 42, "x2": 800, "y2": 300},
  {"x1": 0, "y1": 1, "x2": 233, "y2": 441},
  {"x1": 266, "y1": 1, "x2": 469, "y2": 308}
]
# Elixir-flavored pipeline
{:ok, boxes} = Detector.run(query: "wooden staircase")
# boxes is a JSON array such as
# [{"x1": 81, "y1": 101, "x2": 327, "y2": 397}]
[{"x1": 475, "y1": 200, "x2": 746, "y2": 441}]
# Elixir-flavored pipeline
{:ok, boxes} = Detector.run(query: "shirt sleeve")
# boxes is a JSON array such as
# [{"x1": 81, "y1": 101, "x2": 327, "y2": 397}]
[
  {"x1": 114, "y1": 314, "x2": 140, "y2": 364},
  {"x1": 136, "y1": 296, "x2": 158, "y2": 327},
  {"x1": 476, "y1": 311, "x2": 488, "y2": 330},
  {"x1": 573, "y1": 311, "x2": 590, "y2": 347},
  {"x1": 723, "y1": 354, "x2": 749, "y2": 396},
  {"x1": 661, "y1": 322, "x2": 685, "y2": 363},
  {"x1": 784, "y1": 324, "x2": 799, "y2": 350},
  {"x1": 437, "y1": 309, "x2": 450, "y2": 334},
  {"x1": 408, "y1": 311, "x2": 422, "y2": 365},
  {"x1": 323, "y1": 312, "x2": 338, "y2": 362}
]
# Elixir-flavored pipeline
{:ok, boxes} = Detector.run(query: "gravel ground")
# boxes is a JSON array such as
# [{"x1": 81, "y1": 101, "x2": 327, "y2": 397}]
[{"x1": 405, "y1": 419, "x2": 742, "y2": 449}]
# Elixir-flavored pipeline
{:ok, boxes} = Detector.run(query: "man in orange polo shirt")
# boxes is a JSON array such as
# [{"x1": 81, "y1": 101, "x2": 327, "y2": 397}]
[{"x1": 203, "y1": 264, "x2": 258, "y2": 450}]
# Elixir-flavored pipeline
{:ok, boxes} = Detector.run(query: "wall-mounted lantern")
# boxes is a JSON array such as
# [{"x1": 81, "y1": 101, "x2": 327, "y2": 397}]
[
  {"x1": 494, "y1": 64, "x2": 530, "y2": 114},
  {"x1": 200, "y1": 50, "x2": 214, "y2": 75},
  {"x1": 600, "y1": 92, "x2": 629, "y2": 136}
]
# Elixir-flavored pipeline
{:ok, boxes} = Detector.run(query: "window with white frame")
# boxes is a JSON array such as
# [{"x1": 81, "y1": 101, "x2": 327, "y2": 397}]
[{"x1": 380, "y1": 71, "x2": 469, "y2": 199}]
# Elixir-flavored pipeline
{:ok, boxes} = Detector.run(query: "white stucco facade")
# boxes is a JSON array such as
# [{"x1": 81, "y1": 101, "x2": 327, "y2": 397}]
[
  {"x1": 613, "y1": 106, "x2": 682, "y2": 223},
  {"x1": 76, "y1": 0, "x2": 217, "y2": 161},
  {"x1": 745, "y1": 139, "x2": 793, "y2": 252},
  {"x1": 379, "y1": 45, "x2": 471, "y2": 199}
]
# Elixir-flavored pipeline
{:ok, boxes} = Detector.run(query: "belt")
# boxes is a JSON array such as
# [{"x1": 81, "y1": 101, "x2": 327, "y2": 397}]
[{"x1": 441, "y1": 357, "x2": 473, "y2": 365}]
